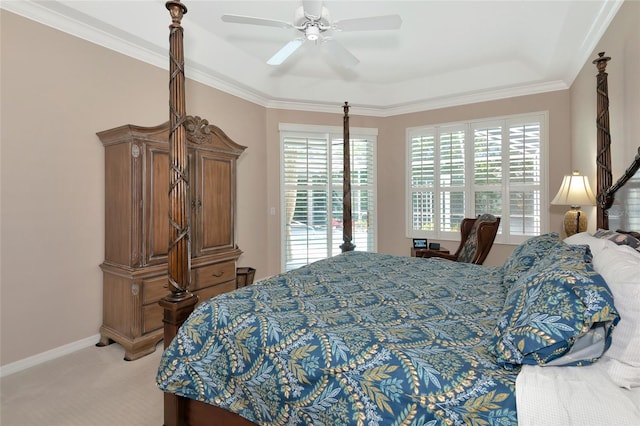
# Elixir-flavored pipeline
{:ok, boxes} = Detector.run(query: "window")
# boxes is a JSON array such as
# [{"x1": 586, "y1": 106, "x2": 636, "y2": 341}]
[
  {"x1": 280, "y1": 124, "x2": 377, "y2": 271},
  {"x1": 407, "y1": 113, "x2": 547, "y2": 244}
]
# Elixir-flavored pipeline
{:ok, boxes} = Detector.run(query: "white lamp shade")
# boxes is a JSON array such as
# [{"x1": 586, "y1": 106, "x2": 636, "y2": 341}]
[{"x1": 551, "y1": 170, "x2": 596, "y2": 207}]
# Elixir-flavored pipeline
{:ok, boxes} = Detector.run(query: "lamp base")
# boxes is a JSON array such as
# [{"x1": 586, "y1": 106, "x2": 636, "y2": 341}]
[{"x1": 563, "y1": 208, "x2": 587, "y2": 237}]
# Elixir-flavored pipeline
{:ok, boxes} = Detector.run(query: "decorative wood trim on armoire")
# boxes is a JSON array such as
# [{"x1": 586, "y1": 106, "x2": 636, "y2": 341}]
[{"x1": 96, "y1": 117, "x2": 245, "y2": 360}]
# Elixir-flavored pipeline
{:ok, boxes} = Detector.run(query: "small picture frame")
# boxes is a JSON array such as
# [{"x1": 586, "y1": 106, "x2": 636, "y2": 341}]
[
  {"x1": 429, "y1": 242, "x2": 441, "y2": 250},
  {"x1": 413, "y1": 238, "x2": 428, "y2": 249}
]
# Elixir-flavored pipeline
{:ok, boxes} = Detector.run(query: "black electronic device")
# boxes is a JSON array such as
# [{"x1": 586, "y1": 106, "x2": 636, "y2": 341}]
[{"x1": 413, "y1": 238, "x2": 427, "y2": 249}]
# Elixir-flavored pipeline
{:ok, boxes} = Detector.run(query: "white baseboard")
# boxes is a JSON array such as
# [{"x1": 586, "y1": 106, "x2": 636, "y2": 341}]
[{"x1": 0, "y1": 334, "x2": 100, "y2": 378}]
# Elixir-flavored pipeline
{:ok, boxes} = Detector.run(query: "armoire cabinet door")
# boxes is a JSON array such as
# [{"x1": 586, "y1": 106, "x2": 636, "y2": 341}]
[
  {"x1": 144, "y1": 142, "x2": 170, "y2": 265},
  {"x1": 192, "y1": 150, "x2": 235, "y2": 256},
  {"x1": 103, "y1": 141, "x2": 136, "y2": 267}
]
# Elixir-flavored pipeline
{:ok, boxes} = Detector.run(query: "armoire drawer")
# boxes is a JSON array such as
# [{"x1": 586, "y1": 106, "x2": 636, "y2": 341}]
[
  {"x1": 143, "y1": 303, "x2": 163, "y2": 334},
  {"x1": 194, "y1": 280, "x2": 237, "y2": 304},
  {"x1": 143, "y1": 276, "x2": 169, "y2": 305},
  {"x1": 194, "y1": 261, "x2": 236, "y2": 290}
]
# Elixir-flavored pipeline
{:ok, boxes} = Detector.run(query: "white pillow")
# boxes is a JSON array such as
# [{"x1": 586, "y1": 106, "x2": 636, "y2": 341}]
[
  {"x1": 591, "y1": 243, "x2": 640, "y2": 389},
  {"x1": 563, "y1": 232, "x2": 610, "y2": 258}
]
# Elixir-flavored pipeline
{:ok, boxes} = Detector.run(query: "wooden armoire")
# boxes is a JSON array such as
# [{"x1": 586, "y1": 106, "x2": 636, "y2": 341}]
[{"x1": 97, "y1": 115, "x2": 245, "y2": 360}]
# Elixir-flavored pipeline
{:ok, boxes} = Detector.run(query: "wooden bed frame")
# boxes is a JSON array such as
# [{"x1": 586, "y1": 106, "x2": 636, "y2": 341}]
[{"x1": 158, "y1": 2, "x2": 637, "y2": 425}]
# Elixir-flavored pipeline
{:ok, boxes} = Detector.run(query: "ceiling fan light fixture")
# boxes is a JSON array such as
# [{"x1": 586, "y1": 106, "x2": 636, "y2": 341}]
[{"x1": 305, "y1": 25, "x2": 320, "y2": 41}]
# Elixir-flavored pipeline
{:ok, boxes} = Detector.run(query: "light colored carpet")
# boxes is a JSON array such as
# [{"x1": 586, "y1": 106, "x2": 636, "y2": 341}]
[{"x1": 1, "y1": 342, "x2": 164, "y2": 426}]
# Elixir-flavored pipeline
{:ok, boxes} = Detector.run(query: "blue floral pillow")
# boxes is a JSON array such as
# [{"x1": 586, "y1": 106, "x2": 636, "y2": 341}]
[
  {"x1": 593, "y1": 229, "x2": 640, "y2": 252},
  {"x1": 501, "y1": 233, "x2": 562, "y2": 286},
  {"x1": 491, "y1": 242, "x2": 619, "y2": 368}
]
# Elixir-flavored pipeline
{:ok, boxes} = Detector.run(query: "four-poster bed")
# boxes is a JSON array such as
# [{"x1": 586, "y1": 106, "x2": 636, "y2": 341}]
[{"x1": 154, "y1": 1, "x2": 639, "y2": 425}]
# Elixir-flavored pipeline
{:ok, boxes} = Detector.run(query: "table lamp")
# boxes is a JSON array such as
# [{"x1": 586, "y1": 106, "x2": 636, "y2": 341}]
[{"x1": 551, "y1": 170, "x2": 596, "y2": 236}]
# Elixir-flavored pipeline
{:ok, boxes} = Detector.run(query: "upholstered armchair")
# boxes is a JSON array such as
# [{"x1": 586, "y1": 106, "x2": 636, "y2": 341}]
[{"x1": 420, "y1": 214, "x2": 500, "y2": 265}]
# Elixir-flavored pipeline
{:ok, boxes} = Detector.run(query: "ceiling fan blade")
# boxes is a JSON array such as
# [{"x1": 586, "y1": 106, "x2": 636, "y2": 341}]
[
  {"x1": 221, "y1": 14, "x2": 292, "y2": 29},
  {"x1": 322, "y1": 38, "x2": 359, "y2": 68},
  {"x1": 334, "y1": 14, "x2": 402, "y2": 31},
  {"x1": 302, "y1": 0, "x2": 323, "y2": 19},
  {"x1": 267, "y1": 39, "x2": 305, "y2": 65}
]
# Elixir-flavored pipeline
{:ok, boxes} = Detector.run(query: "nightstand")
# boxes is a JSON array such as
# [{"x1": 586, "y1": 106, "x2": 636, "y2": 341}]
[{"x1": 411, "y1": 247, "x2": 450, "y2": 257}]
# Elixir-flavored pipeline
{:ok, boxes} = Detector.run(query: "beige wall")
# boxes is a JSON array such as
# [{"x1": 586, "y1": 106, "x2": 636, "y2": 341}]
[{"x1": 1, "y1": 2, "x2": 637, "y2": 366}]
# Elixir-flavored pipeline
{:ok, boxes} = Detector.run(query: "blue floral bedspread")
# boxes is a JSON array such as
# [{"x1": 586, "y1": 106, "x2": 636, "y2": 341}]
[{"x1": 156, "y1": 251, "x2": 518, "y2": 425}]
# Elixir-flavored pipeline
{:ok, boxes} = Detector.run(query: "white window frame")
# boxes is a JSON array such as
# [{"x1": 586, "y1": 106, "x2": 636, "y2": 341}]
[
  {"x1": 406, "y1": 112, "x2": 549, "y2": 245},
  {"x1": 279, "y1": 123, "x2": 378, "y2": 271}
]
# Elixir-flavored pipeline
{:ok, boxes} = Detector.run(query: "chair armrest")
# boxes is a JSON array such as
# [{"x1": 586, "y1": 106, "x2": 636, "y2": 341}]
[{"x1": 419, "y1": 249, "x2": 455, "y2": 261}]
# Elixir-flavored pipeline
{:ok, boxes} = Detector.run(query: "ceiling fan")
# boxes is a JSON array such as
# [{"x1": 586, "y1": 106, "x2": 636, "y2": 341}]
[{"x1": 221, "y1": 0, "x2": 402, "y2": 67}]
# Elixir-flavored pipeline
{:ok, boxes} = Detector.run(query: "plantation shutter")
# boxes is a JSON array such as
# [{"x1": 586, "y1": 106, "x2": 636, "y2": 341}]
[
  {"x1": 473, "y1": 124, "x2": 503, "y2": 232},
  {"x1": 283, "y1": 136, "x2": 329, "y2": 270},
  {"x1": 508, "y1": 121, "x2": 541, "y2": 236},
  {"x1": 334, "y1": 137, "x2": 377, "y2": 253},
  {"x1": 410, "y1": 132, "x2": 436, "y2": 233},
  {"x1": 438, "y1": 126, "x2": 466, "y2": 232}
]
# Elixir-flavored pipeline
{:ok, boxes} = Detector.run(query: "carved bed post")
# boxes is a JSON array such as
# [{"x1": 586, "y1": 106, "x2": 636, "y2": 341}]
[
  {"x1": 593, "y1": 52, "x2": 612, "y2": 230},
  {"x1": 161, "y1": 0, "x2": 197, "y2": 336},
  {"x1": 161, "y1": 2, "x2": 197, "y2": 424},
  {"x1": 341, "y1": 102, "x2": 355, "y2": 252},
  {"x1": 160, "y1": 0, "x2": 198, "y2": 426}
]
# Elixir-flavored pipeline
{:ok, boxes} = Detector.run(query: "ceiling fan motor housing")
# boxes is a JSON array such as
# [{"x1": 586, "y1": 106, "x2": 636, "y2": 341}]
[{"x1": 294, "y1": 5, "x2": 331, "y2": 28}]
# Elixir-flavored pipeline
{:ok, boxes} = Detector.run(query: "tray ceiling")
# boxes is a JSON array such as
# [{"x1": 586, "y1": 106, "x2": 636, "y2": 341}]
[{"x1": 1, "y1": 1, "x2": 622, "y2": 116}]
